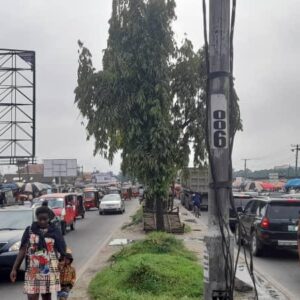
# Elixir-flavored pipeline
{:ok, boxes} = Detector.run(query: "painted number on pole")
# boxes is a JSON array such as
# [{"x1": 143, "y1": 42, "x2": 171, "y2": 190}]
[
  {"x1": 211, "y1": 94, "x2": 228, "y2": 149},
  {"x1": 203, "y1": 246, "x2": 209, "y2": 283}
]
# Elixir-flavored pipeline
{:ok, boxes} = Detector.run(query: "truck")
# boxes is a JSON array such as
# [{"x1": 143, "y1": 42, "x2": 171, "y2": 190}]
[{"x1": 179, "y1": 167, "x2": 209, "y2": 211}]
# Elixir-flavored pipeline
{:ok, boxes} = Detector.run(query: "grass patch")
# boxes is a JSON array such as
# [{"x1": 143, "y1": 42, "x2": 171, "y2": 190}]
[
  {"x1": 111, "y1": 232, "x2": 197, "y2": 262},
  {"x1": 184, "y1": 223, "x2": 192, "y2": 233},
  {"x1": 122, "y1": 207, "x2": 143, "y2": 229},
  {"x1": 89, "y1": 232, "x2": 203, "y2": 300}
]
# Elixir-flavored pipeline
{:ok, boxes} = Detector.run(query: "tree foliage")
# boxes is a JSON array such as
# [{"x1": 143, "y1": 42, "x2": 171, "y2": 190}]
[{"x1": 75, "y1": 0, "x2": 242, "y2": 228}]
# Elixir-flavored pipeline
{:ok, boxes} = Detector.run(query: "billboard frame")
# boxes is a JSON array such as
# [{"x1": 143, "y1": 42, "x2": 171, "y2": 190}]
[{"x1": 0, "y1": 48, "x2": 36, "y2": 165}]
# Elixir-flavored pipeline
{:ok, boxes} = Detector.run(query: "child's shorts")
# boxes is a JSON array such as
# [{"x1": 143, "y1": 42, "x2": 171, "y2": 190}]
[{"x1": 57, "y1": 289, "x2": 70, "y2": 299}]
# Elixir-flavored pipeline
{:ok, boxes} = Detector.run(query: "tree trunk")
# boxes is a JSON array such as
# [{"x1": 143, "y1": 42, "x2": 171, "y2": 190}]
[
  {"x1": 156, "y1": 197, "x2": 165, "y2": 231},
  {"x1": 171, "y1": 181, "x2": 175, "y2": 211}
]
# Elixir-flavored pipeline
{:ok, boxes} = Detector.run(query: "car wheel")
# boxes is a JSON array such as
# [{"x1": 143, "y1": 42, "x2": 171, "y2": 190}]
[
  {"x1": 61, "y1": 222, "x2": 66, "y2": 235},
  {"x1": 70, "y1": 220, "x2": 75, "y2": 231},
  {"x1": 251, "y1": 231, "x2": 263, "y2": 257},
  {"x1": 99, "y1": 210, "x2": 102, "y2": 215}
]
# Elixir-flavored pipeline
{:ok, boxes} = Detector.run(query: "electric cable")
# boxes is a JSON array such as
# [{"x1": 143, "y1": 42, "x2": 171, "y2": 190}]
[{"x1": 202, "y1": 0, "x2": 258, "y2": 299}]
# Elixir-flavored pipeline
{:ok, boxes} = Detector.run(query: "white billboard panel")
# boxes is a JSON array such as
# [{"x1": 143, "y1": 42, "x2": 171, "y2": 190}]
[{"x1": 43, "y1": 159, "x2": 77, "y2": 177}]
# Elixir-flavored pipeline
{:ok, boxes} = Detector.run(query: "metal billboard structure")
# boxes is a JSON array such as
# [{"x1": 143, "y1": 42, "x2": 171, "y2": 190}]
[
  {"x1": 0, "y1": 48, "x2": 36, "y2": 165},
  {"x1": 43, "y1": 159, "x2": 78, "y2": 178}
]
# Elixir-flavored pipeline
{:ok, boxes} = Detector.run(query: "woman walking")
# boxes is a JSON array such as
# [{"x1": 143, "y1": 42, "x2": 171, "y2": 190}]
[{"x1": 10, "y1": 206, "x2": 66, "y2": 300}]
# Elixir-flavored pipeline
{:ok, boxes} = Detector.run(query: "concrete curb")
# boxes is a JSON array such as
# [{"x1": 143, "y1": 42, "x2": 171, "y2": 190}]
[
  {"x1": 69, "y1": 201, "x2": 140, "y2": 299},
  {"x1": 178, "y1": 201, "x2": 293, "y2": 300},
  {"x1": 254, "y1": 263, "x2": 293, "y2": 300}
]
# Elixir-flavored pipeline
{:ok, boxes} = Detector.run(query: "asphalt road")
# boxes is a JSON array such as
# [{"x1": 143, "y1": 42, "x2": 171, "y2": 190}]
[
  {"x1": 0, "y1": 198, "x2": 139, "y2": 300},
  {"x1": 2, "y1": 202, "x2": 299, "y2": 299},
  {"x1": 198, "y1": 210, "x2": 300, "y2": 299}
]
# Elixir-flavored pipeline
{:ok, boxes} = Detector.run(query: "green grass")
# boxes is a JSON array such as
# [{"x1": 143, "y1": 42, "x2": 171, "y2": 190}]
[
  {"x1": 184, "y1": 223, "x2": 192, "y2": 233},
  {"x1": 89, "y1": 232, "x2": 203, "y2": 300},
  {"x1": 122, "y1": 207, "x2": 143, "y2": 229},
  {"x1": 111, "y1": 232, "x2": 197, "y2": 262}
]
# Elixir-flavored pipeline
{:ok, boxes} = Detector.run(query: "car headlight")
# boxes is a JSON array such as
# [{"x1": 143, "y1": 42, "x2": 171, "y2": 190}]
[{"x1": 9, "y1": 241, "x2": 21, "y2": 252}]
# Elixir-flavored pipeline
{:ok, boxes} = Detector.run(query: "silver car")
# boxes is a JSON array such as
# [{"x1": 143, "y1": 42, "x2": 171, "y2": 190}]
[{"x1": 99, "y1": 194, "x2": 125, "y2": 215}]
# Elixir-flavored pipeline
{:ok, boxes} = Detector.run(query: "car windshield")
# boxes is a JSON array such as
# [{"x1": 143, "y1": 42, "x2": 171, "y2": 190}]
[
  {"x1": 0, "y1": 210, "x2": 33, "y2": 230},
  {"x1": 108, "y1": 190, "x2": 119, "y2": 194},
  {"x1": 233, "y1": 196, "x2": 252, "y2": 208},
  {"x1": 102, "y1": 195, "x2": 120, "y2": 202},
  {"x1": 268, "y1": 202, "x2": 300, "y2": 220},
  {"x1": 84, "y1": 192, "x2": 95, "y2": 198},
  {"x1": 40, "y1": 198, "x2": 64, "y2": 209}
]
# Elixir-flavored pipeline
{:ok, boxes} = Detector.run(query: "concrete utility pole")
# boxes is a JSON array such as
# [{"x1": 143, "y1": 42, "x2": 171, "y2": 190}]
[
  {"x1": 241, "y1": 158, "x2": 251, "y2": 179},
  {"x1": 291, "y1": 144, "x2": 300, "y2": 177},
  {"x1": 204, "y1": 1, "x2": 233, "y2": 299}
]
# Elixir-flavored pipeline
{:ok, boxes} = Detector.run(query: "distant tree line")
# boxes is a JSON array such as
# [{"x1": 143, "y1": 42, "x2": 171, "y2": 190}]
[{"x1": 234, "y1": 167, "x2": 297, "y2": 180}]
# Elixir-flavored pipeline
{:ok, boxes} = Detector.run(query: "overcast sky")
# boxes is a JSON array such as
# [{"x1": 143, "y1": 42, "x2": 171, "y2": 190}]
[{"x1": 1, "y1": 0, "x2": 300, "y2": 174}]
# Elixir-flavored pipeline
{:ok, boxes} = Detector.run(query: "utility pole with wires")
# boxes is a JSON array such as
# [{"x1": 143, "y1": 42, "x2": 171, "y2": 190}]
[
  {"x1": 203, "y1": 0, "x2": 234, "y2": 299},
  {"x1": 241, "y1": 158, "x2": 252, "y2": 179},
  {"x1": 291, "y1": 144, "x2": 300, "y2": 177}
]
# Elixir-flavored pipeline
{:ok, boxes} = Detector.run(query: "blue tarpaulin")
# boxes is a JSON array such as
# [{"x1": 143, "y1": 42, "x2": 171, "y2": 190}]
[
  {"x1": 285, "y1": 178, "x2": 300, "y2": 189},
  {"x1": 0, "y1": 183, "x2": 19, "y2": 190}
]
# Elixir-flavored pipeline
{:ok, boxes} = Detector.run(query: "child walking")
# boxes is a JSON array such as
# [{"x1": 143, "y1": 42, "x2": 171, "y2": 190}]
[{"x1": 57, "y1": 253, "x2": 76, "y2": 300}]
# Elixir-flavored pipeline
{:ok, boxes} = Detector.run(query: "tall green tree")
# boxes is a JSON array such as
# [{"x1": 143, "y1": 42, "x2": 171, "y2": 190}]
[{"x1": 75, "y1": 0, "x2": 242, "y2": 230}]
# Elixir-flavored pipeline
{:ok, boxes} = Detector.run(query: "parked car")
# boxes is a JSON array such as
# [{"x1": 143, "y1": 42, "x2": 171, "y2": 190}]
[
  {"x1": 229, "y1": 193, "x2": 253, "y2": 231},
  {"x1": 38, "y1": 193, "x2": 77, "y2": 235},
  {"x1": 99, "y1": 194, "x2": 125, "y2": 215},
  {"x1": 236, "y1": 198, "x2": 300, "y2": 256},
  {"x1": 0, "y1": 206, "x2": 33, "y2": 272}
]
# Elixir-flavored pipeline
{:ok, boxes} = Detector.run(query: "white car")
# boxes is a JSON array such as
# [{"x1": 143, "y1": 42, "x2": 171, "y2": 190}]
[{"x1": 99, "y1": 194, "x2": 125, "y2": 215}]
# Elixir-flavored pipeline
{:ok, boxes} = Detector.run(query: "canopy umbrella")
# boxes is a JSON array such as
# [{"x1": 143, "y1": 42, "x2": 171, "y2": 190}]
[
  {"x1": 245, "y1": 181, "x2": 263, "y2": 192},
  {"x1": 260, "y1": 182, "x2": 275, "y2": 191},
  {"x1": 22, "y1": 182, "x2": 48, "y2": 193},
  {"x1": 285, "y1": 178, "x2": 300, "y2": 189},
  {"x1": 233, "y1": 178, "x2": 244, "y2": 188},
  {"x1": 273, "y1": 181, "x2": 285, "y2": 190}
]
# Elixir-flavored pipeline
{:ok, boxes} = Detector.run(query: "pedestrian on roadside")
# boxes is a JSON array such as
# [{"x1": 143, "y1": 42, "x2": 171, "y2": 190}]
[
  {"x1": 0, "y1": 192, "x2": 4, "y2": 207},
  {"x1": 192, "y1": 192, "x2": 202, "y2": 216},
  {"x1": 10, "y1": 206, "x2": 66, "y2": 300},
  {"x1": 57, "y1": 253, "x2": 76, "y2": 300}
]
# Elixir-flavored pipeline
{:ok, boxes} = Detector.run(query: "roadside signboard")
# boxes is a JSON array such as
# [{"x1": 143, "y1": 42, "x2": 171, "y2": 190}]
[
  {"x1": 269, "y1": 172, "x2": 279, "y2": 182},
  {"x1": 43, "y1": 159, "x2": 77, "y2": 177}
]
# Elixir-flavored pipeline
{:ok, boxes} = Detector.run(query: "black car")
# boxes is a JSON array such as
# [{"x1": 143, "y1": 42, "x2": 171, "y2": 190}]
[
  {"x1": 0, "y1": 206, "x2": 34, "y2": 271},
  {"x1": 236, "y1": 198, "x2": 300, "y2": 256},
  {"x1": 229, "y1": 193, "x2": 253, "y2": 231}
]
